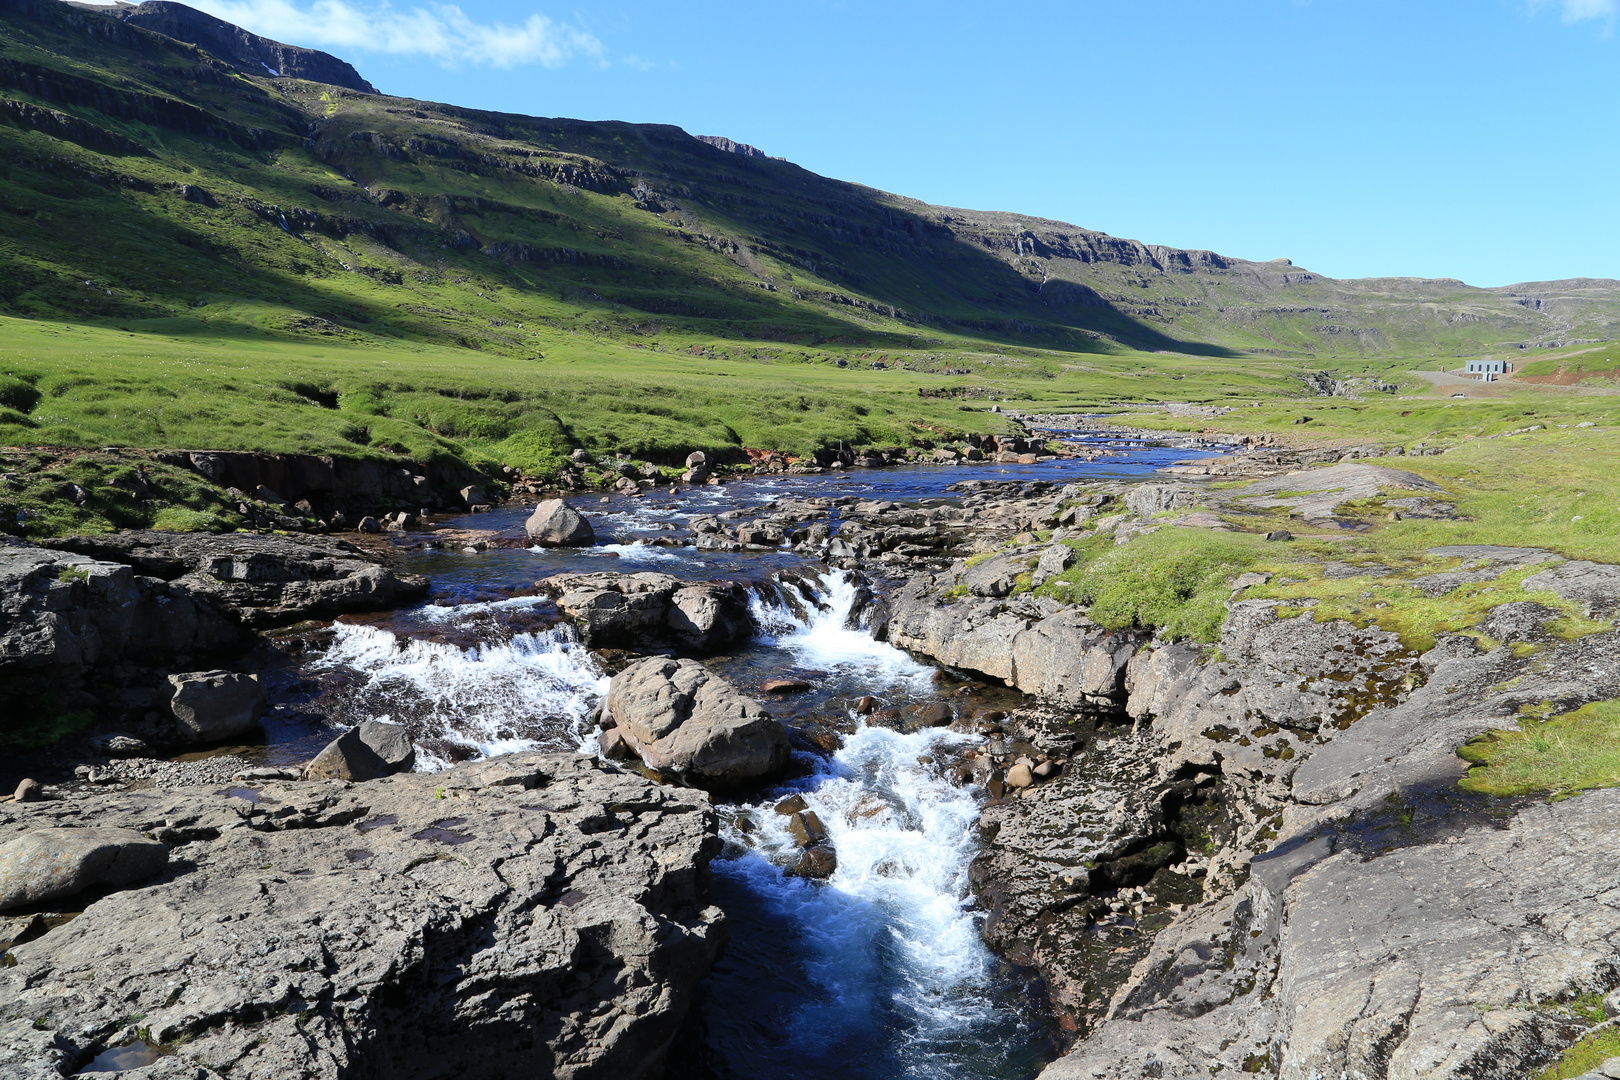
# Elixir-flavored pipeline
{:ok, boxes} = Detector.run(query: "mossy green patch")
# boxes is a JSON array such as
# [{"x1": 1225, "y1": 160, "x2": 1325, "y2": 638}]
[
  {"x1": 1534, "y1": 1024, "x2": 1620, "y2": 1080},
  {"x1": 1249, "y1": 562, "x2": 1608, "y2": 653},
  {"x1": 1034, "y1": 529, "x2": 1266, "y2": 642},
  {"x1": 1458, "y1": 700, "x2": 1620, "y2": 798}
]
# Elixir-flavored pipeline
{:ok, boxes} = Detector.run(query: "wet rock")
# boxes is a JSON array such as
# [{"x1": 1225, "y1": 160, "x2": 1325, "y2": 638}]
[
  {"x1": 604, "y1": 657, "x2": 790, "y2": 789},
  {"x1": 90, "y1": 734, "x2": 148, "y2": 758},
  {"x1": 524, "y1": 499, "x2": 595, "y2": 546},
  {"x1": 914, "y1": 701, "x2": 954, "y2": 727},
  {"x1": 12, "y1": 779, "x2": 41, "y2": 803},
  {"x1": 0, "y1": 753, "x2": 724, "y2": 1079},
  {"x1": 774, "y1": 794, "x2": 808, "y2": 815},
  {"x1": 541, "y1": 572, "x2": 752, "y2": 654},
  {"x1": 985, "y1": 768, "x2": 1006, "y2": 799},
  {"x1": 853, "y1": 696, "x2": 879, "y2": 714},
  {"x1": 41, "y1": 530, "x2": 429, "y2": 630},
  {"x1": 0, "y1": 827, "x2": 168, "y2": 910},
  {"x1": 599, "y1": 725, "x2": 635, "y2": 760},
  {"x1": 785, "y1": 844, "x2": 838, "y2": 879},
  {"x1": 762, "y1": 678, "x2": 812, "y2": 694},
  {"x1": 787, "y1": 810, "x2": 829, "y2": 846},
  {"x1": 167, "y1": 670, "x2": 266, "y2": 743}
]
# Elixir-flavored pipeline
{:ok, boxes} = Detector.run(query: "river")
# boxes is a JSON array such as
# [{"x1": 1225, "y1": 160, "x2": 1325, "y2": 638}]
[{"x1": 258, "y1": 432, "x2": 1221, "y2": 1080}]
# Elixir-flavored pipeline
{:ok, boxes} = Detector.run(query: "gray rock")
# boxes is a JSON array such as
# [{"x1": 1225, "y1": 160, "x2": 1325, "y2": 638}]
[
  {"x1": 525, "y1": 500, "x2": 595, "y2": 546},
  {"x1": 1124, "y1": 483, "x2": 1204, "y2": 518},
  {"x1": 40, "y1": 530, "x2": 428, "y2": 630},
  {"x1": 0, "y1": 827, "x2": 168, "y2": 910},
  {"x1": 0, "y1": 753, "x2": 724, "y2": 1079},
  {"x1": 1233, "y1": 462, "x2": 1445, "y2": 519},
  {"x1": 357, "y1": 719, "x2": 414, "y2": 773},
  {"x1": 1524, "y1": 559, "x2": 1620, "y2": 618},
  {"x1": 304, "y1": 722, "x2": 407, "y2": 782},
  {"x1": 1479, "y1": 600, "x2": 1559, "y2": 643},
  {"x1": 167, "y1": 671, "x2": 266, "y2": 743},
  {"x1": 1031, "y1": 543, "x2": 1078, "y2": 587},
  {"x1": 604, "y1": 657, "x2": 790, "y2": 788},
  {"x1": 540, "y1": 572, "x2": 751, "y2": 653},
  {"x1": 888, "y1": 579, "x2": 1141, "y2": 708}
]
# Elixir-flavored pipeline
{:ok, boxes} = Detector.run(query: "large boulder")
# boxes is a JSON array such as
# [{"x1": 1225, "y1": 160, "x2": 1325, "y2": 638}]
[
  {"x1": 525, "y1": 500, "x2": 595, "y2": 547},
  {"x1": 305, "y1": 720, "x2": 415, "y2": 781},
  {"x1": 167, "y1": 670, "x2": 266, "y2": 742},
  {"x1": 604, "y1": 658, "x2": 790, "y2": 788},
  {"x1": 0, "y1": 828, "x2": 168, "y2": 911}
]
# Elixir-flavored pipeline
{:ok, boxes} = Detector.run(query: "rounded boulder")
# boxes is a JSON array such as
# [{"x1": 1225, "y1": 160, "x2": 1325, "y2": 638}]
[
  {"x1": 525, "y1": 500, "x2": 595, "y2": 547},
  {"x1": 604, "y1": 657, "x2": 790, "y2": 789}
]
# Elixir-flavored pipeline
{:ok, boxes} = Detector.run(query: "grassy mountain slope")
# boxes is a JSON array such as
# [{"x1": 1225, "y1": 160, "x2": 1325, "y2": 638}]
[{"x1": 0, "y1": 0, "x2": 1615, "y2": 506}]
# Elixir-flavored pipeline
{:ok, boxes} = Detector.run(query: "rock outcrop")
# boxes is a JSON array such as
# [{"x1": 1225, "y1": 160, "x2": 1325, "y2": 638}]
[
  {"x1": 0, "y1": 827, "x2": 169, "y2": 910},
  {"x1": 526, "y1": 500, "x2": 596, "y2": 547},
  {"x1": 113, "y1": 1, "x2": 379, "y2": 93},
  {"x1": 0, "y1": 752, "x2": 725, "y2": 1080},
  {"x1": 166, "y1": 670, "x2": 266, "y2": 742},
  {"x1": 539, "y1": 571, "x2": 752, "y2": 652},
  {"x1": 1, "y1": 530, "x2": 426, "y2": 715},
  {"x1": 42, "y1": 530, "x2": 429, "y2": 629},
  {"x1": 603, "y1": 658, "x2": 790, "y2": 788}
]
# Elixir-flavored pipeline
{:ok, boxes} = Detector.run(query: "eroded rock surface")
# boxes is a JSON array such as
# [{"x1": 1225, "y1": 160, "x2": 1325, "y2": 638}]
[
  {"x1": 603, "y1": 657, "x2": 790, "y2": 788},
  {"x1": 539, "y1": 571, "x2": 751, "y2": 653},
  {"x1": 0, "y1": 752, "x2": 725, "y2": 1080}
]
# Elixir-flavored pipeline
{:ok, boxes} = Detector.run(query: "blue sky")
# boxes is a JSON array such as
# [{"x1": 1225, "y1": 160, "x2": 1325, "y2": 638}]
[{"x1": 164, "y1": 0, "x2": 1618, "y2": 287}]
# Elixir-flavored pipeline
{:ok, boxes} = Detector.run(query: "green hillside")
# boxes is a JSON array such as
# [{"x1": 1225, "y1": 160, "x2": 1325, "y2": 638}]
[{"x1": 0, "y1": 0, "x2": 1616, "y2": 506}]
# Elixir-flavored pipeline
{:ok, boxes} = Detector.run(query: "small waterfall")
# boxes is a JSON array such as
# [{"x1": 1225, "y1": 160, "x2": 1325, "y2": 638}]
[
  {"x1": 315, "y1": 596, "x2": 608, "y2": 770},
  {"x1": 748, "y1": 570, "x2": 933, "y2": 696}
]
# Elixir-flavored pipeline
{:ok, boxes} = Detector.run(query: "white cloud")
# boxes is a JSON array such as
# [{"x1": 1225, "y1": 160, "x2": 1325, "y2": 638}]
[
  {"x1": 1531, "y1": 0, "x2": 1617, "y2": 23},
  {"x1": 190, "y1": 0, "x2": 604, "y2": 68}
]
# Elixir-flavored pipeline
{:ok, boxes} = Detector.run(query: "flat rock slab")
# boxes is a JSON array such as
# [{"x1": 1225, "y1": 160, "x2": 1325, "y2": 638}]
[
  {"x1": 1233, "y1": 463, "x2": 1445, "y2": 519},
  {"x1": 0, "y1": 753, "x2": 724, "y2": 1080}
]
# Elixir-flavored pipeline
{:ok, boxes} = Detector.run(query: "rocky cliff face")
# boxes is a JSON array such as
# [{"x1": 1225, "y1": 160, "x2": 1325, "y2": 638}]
[
  {"x1": 0, "y1": 530, "x2": 425, "y2": 723},
  {"x1": 111, "y1": 1, "x2": 378, "y2": 93},
  {"x1": 884, "y1": 477, "x2": 1620, "y2": 1078},
  {"x1": 0, "y1": 752, "x2": 724, "y2": 1080}
]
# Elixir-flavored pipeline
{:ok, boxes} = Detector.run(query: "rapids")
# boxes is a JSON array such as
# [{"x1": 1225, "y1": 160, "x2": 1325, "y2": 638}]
[{"x1": 266, "y1": 444, "x2": 1226, "y2": 1078}]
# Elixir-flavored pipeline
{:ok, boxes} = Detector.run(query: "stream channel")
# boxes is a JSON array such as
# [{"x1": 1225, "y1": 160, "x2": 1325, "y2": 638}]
[{"x1": 254, "y1": 431, "x2": 1223, "y2": 1080}]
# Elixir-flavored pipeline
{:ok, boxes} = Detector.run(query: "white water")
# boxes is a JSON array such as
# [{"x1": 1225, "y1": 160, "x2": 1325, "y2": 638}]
[
  {"x1": 689, "y1": 573, "x2": 1040, "y2": 1078},
  {"x1": 317, "y1": 615, "x2": 608, "y2": 769},
  {"x1": 749, "y1": 571, "x2": 935, "y2": 695},
  {"x1": 312, "y1": 571, "x2": 1043, "y2": 1075}
]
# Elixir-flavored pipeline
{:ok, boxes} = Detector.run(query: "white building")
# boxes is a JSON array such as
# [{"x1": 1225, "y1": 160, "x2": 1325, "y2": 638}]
[{"x1": 1464, "y1": 358, "x2": 1513, "y2": 381}]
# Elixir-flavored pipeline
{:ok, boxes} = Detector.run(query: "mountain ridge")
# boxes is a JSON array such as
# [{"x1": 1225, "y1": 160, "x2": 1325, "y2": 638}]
[{"x1": 0, "y1": 0, "x2": 1615, "y2": 360}]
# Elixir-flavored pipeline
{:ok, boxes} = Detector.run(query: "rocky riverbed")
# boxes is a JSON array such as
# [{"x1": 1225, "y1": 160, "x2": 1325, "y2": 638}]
[{"x1": 6, "y1": 440, "x2": 1620, "y2": 1080}]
